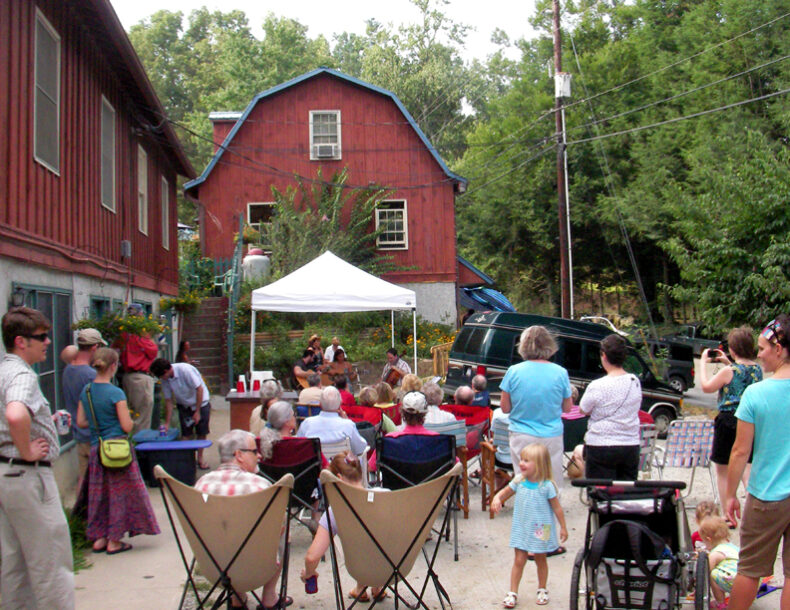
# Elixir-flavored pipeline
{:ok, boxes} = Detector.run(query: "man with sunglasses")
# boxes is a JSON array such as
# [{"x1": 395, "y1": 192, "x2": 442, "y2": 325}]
[{"x1": 0, "y1": 307, "x2": 74, "y2": 608}]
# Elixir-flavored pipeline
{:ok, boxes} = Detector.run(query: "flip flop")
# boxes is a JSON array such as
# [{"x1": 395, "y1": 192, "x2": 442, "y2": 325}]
[
  {"x1": 527, "y1": 546, "x2": 566, "y2": 560},
  {"x1": 92, "y1": 545, "x2": 107, "y2": 553},
  {"x1": 373, "y1": 589, "x2": 389, "y2": 601},
  {"x1": 258, "y1": 595, "x2": 293, "y2": 610},
  {"x1": 348, "y1": 590, "x2": 370, "y2": 602},
  {"x1": 106, "y1": 542, "x2": 133, "y2": 555}
]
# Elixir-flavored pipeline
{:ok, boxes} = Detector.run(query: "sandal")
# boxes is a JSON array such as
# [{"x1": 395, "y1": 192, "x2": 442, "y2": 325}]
[
  {"x1": 348, "y1": 589, "x2": 370, "y2": 602},
  {"x1": 373, "y1": 589, "x2": 389, "y2": 601},
  {"x1": 527, "y1": 546, "x2": 566, "y2": 560},
  {"x1": 503, "y1": 591, "x2": 518, "y2": 608},
  {"x1": 536, "y1": 588, "x2": 549, "y2": 605},
  {"x1": 106, "y1": 541, "x2": 133, "y2": 555}
]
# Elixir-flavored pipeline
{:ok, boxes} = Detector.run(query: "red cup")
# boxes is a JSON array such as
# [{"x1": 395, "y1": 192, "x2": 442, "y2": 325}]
[
  {"x1": 305, "y1": 574, "x2": 318, "y2": 594},
  {"x1": 236, "y1": 380, "x2": 245, "y2": 393},
  {"x1": 252, "y1": 379, "x2": 261, "y2": 392}
]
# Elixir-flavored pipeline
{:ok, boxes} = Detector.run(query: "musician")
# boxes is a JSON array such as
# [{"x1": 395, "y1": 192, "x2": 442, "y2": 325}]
[
  {"x1": 381, "y1": 348, "x2": 411, "y2": 386},
  {"x1": 292, "y1": 349, "x2": 315, "y2": 388},
  {"x1": 307, "y1": 335, "x2": 324, "y2": 370}
]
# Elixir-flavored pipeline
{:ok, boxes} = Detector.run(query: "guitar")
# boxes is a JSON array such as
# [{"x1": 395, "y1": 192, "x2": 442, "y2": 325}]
[{"x1": 384, "y1": 366, "x2": 404, "y2": 387}]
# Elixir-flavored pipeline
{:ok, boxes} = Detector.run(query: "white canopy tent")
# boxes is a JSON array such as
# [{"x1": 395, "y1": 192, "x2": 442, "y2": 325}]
[{"x1": 249, "y1": 251, "x2": 418, "y2": 374}]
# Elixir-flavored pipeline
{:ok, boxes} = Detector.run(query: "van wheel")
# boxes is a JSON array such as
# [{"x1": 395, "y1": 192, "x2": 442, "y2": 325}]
[
  {"x1": 651, "y1": 407, "x2": 674, "y2": 439},
  {"x1": 668, "y1": 375, "x2": 687, "y2": 393}
]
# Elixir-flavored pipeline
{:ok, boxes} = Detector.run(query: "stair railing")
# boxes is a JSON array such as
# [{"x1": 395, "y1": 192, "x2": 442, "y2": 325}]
[{"x1": 226, "y1": 214, "x2": 244, "y2": 388}]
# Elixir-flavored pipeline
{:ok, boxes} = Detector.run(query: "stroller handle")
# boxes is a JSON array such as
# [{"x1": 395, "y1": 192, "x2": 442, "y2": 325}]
[{"x1": 571, "y1": 478, "x2": 687, "y2": 490}]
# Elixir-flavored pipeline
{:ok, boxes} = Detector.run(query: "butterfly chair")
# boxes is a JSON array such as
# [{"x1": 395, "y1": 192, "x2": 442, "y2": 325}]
[
  {"x1": 424, "y1": 419, "x2": 471, "y2": 519},
  {"x1": 654, "y1": 418, "x2": 717, "y2": 506},
  {"x1": 320, "y1": 463, "x2": 462, "y2": 610},
  {"x1": 562, "y1": 415, "x2": 588, "y2": 474},
  {"x1": 154, "y1": 465, "x2": 293, "y2": 610},
  {"x1": 480, "y1": 416, "x2": 514, "y2": 518},
  {"x1": 376, "y1": 433, "x2": 459, "y2": 560},
  {"x1": 638, "y1": 423, "x2": 660, "y2": 479},
  {"x1": 258, "y1": 437, "x2": 322, "y2": 533},
  {"x1": 321, "y1": 437, "x2": 370, "y2": 488}
]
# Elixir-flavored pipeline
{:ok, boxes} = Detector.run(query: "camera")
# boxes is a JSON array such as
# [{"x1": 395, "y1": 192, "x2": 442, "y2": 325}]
[{"x1": 708, "y1": 349, "x2": 720, "y2": 359}]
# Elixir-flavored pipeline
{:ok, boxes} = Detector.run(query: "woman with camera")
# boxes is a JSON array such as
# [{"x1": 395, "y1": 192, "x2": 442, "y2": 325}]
[{"x1": 700, "y1": 327, "x2": 762, "y2": 516}]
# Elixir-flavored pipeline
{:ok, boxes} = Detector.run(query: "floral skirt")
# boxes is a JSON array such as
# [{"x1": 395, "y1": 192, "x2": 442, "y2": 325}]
[{"x1": 79, "y1": 444, "x2": 160, "y2": 542}]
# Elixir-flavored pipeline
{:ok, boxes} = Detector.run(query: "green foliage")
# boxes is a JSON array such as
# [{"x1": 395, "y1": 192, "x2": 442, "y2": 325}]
[
  {"x1": 159, "y1": 292, "x2": 202, "y2": 314},
  {"x1": 266, "y1": 168, "x2": 403, "y2": 277},
  {"x1": 67, "y1": 510, "x2": 91, "y2": 573},
  {"x1": 73, "y1": 312, "x2": 165, "y2": 344},
  {"x1": 178, "y1": 237, "x2": 215, "y2": 296}
]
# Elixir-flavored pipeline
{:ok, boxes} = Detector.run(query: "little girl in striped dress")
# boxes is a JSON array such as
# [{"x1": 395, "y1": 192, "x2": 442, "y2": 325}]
[{"x1": 491, "y1": 443, "x2": 568, "y2": 608}]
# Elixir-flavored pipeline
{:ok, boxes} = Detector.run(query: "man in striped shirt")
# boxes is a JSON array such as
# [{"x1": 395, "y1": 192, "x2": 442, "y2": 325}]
[{"x1": 194, "y1": 430, "x2": 291, "y2": 609}]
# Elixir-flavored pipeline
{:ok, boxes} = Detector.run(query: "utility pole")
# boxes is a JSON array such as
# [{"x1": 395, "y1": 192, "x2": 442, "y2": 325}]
[{"x1": 553, "y1": 0, "x2": 572, "y2": 319}]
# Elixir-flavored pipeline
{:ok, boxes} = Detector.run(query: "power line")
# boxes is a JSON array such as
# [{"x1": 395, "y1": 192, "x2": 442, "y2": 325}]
[
  {"x1": 567, "y1": 87, "x2": 790, "y2": 146},
  {"x1": 458, "y1": 143, "x2": 556, "y2": 199},
  {"x1": 561, "y1": 10, "x2": 790, "y2": 113}
]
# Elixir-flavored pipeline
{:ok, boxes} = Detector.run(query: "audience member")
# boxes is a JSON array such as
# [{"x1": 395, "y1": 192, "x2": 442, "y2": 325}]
[
  {"x1": 297, "y1": 387, "x2": 368, "y2": 457},
  {"x1": 454, "y1": 385, "x2": 474, "y2": 405},
  {"x1": 699, "y1": 516, "x2": 739, "y2": 609},
  {"x1": 396, "y1": 373, "x2": 423, "y2": 401},
  {"x1": 0, "y1": 307, "x2": 75, "y2": 608},
  {"x1": 374, "y1": 381, "x2": 395, "y2": 407},
  {"x1": 195, "y1": 430, "x2": 288, "y2": 609},
  {"x1": 299, "y1": 374, "x2": 323, "y2": 405},
  {"x1": 62, "y1": 328, "x2": 106, "y2": 483},
  {"x1": 76, "y1": 347, "x2": 159, "y2": 555},
  {"x1": 471, "y1": 374, "x2": 490, "y2": 406},
  {"x1": 691, "y1": 500, "x2": 720, "y2": 552},
  {"x1": 258, "y1": 401, "x2": 298, "y2": 460},
  {"x1": 334, "y1": 375, "x2": 355, "y2": 408},
  {"x1": 60, "y1": 344, "x2": 78, "y2": 365},
  {"x1": 249, "y1": 379, "x2": 284, "y2": 437},
  {"x1": 423, "y1": 382, "x2": 455, "y2": 424},
  {"x1": 150, "y1": 358, "x2": 211, "y2": 470}
]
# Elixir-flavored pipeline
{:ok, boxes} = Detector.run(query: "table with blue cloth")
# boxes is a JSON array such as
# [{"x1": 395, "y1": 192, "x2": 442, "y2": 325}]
[{"x1": 136, "y1": 440, "x2": 212, "y2": 487}]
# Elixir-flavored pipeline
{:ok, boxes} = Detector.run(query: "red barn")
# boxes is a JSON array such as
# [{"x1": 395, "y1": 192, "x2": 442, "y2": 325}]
[
  {"x1": 0, "y1": 0, "x2": 194, "y2": 463},
  {"x1": 184, "y1": 68, "x2": 467, "y2": 324}
]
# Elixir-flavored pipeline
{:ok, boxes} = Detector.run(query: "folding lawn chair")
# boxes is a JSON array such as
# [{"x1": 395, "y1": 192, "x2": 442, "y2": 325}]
[
  {"x1": 638, "y1": 423, "x2": 659, "y2": 479},
  {"x1": 321, "y1": 437, "x2": 370, "y2": 488},
  {"x1": 424, "y1": 419, "x2": 472, "y2": 519},
  {"x1": 295, "y1": 404, "x2": 322, "y2": 425},
  {"x1": 258, "y1": 437, "x2": 322, "y2": 533},
  {"x1": 376, "y1": 433, "x2": 460, "y2": 560},
  {"x1": 343, "y1": 404, "x2": 383, "y2": 427},
  {"x1": 480, "y1": 416, "x2": 514, "y2": 517},
  {"x1": 439, "y1": 404, "x2": 491, "y2": 483},
  {"x1": 654, "y1": 418, "x2": 717, "y2": 505},
  {"x1": 320, "y1": 463, "x2": 462, "y2": 610},
  {"x1": 154, "y1": 465, "x2": 293, "y2": 610}
]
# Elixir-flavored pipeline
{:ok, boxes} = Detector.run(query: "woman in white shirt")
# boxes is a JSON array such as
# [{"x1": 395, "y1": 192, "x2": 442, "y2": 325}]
[{"x1": 579, "y1": 334, "x2": 642, "y2": 480}]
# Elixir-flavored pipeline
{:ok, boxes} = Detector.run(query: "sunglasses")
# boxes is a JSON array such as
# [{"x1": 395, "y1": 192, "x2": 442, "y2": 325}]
[{"x1": 25, "y1": 333, "x2": 49, "y2": 342}]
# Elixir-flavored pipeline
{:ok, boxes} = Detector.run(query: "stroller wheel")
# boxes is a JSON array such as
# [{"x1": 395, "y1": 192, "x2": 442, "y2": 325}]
[
  {"x1": 694, "y1": 551, "x2": 711, "y2": 610},
  {"x1": 570, "y1": 549, "x2": 591, "y2": 610}
]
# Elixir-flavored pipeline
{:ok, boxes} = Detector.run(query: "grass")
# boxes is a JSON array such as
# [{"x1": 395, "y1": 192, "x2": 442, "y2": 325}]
[{"x1": 67, "y1": 509, "x2": 92, "y2": 573}]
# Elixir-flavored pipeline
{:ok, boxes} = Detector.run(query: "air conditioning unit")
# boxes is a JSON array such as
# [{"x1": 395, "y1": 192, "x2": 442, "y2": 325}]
[{"x1": 313, "y1": 143, "x2": 338, "y2": 159}]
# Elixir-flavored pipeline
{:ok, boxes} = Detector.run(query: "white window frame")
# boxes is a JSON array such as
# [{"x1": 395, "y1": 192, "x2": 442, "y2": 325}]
[
  {"x1": 161, "y1": 177, "x2": 170, "y2": 250},
  {"x1": 137, "y1": 145, "x2": 148, "y2": 235},
  {"x1": 309, "y1": 110, "x2": 341, "y2": 160},
  {"x1": 100, "y1": 96, "x2": 116, "y2": 212},
  {"x1": 375, "y1": 200, "x2": 409, "y2": 250},
  {"x1": 33, "y1": 9, "x2": 60, "y2": 175},
  {"x1": 247, "y1": 202, "x2": 276, "y2": 230}
]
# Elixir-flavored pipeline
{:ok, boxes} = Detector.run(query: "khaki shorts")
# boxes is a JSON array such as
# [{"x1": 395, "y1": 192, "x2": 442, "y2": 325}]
[{"x1": 738, "y1": 493, "x2": 790, "y2": 578}]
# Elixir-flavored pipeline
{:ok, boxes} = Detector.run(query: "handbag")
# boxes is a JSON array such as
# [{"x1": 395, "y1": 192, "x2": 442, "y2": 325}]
[{"x1": 86, "y1": 386, "x2": 132, "y2": 469}]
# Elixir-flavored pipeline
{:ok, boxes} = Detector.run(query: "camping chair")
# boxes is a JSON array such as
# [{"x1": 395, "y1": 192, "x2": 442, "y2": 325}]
[
  {"x1": 439, "y1": 404, "x2": 491, "y2": 482},
  {"x1": 343, "y1": 404, "x2": 383, "y2": 427},
  {"x1": 295, "y1": 404, "x2": 322, "y2": 425},
  {"x1": 424, "y1": 419, "x2": 471, "y2": 519},
  {"x1": 320, "y1": 463, "x2": 462, "y2": 610},
  {"x1": 638, "y1": 423, "x2": 660, "y2": 479},
  {"x1": 480, "y1": 416, "x2": 514, "y2": 517},
  {"x1": 154, "y1": 465, "x2": 293, "y2": 610},
  {"x1": 562, "y1": 415, "x2": 588, "y2": 474},
  {"x1": 321, "y1": 437, "x2": 370, "y2": 488},
  {"x1": 654, "y1": 418, "x2": 717, "y2": 505},
  {"x1": 258, "y1": 437, "x2": 322, "y2": 533},
  {"x1": 376, "y1": 433, "x2": 459, "y2": 560}
]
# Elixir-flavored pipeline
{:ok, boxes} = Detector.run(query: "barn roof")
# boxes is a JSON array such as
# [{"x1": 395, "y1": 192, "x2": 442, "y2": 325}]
[{"x1": 184, "y1": 67, "x2": 467, "y2": 194}]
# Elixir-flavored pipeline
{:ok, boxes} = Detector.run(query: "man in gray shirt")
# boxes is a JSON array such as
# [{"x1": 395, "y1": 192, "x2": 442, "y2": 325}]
[
  {"x1": 61, "y1": 328, "x2": 106, "y2": 482},
  {"x1": 0, "y1": 307, "x2": 74, "y2": 608}
]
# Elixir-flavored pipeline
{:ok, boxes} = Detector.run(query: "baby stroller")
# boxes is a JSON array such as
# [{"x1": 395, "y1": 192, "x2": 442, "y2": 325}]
[{"x1": 570, "y1": 478, "x2": 710, "y2": 610}]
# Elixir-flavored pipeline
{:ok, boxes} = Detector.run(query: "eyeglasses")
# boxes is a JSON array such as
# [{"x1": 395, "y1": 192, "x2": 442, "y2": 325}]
[
  {"x1": 25, "y1": 333, "x2": 49, "y2": 342},
  {"x1": 238, "y1": 448, "x2": 260, "y2": 455}
]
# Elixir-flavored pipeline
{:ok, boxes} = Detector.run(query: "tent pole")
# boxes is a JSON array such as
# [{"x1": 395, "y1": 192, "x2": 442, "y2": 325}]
[
  {"x1": 412, "y1": 308, "x2": 417, "y2": 373},
  {"x1": 249, "y1": 310, "x2": 256, "y2": 375},
  {"x1": 391, "y1": 310, "x2": 395, "y2": 348}
]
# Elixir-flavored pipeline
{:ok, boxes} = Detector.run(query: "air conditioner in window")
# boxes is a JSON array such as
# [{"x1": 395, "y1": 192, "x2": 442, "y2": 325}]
[{"x1": 313, "y1": 144, "x2": 338, "y2": 158}]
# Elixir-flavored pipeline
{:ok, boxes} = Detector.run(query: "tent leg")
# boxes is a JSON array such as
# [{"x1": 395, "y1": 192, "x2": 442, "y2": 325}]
[
  {"x1": 412, "y1": 308, "x2": 417, "y2": 373},
  {"x1": 249, "y1": 310, "x2": 256, "y2": 375},
  {"x1": 391, "y1": 310, "x2": 395, "y2": 348}
]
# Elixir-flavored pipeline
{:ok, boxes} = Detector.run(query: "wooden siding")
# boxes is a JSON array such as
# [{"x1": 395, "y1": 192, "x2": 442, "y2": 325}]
[
  {"x1": 0, "y1": 0, "x2": 180, "y2": 294},
  {"x1": 197, "y1": 73, "x2": 457, "y2": 284}
]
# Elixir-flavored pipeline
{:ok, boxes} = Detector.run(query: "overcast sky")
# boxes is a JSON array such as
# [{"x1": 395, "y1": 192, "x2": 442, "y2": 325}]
[{"x1": 111, "y1": 0, "x2": 540, "y2": 63}]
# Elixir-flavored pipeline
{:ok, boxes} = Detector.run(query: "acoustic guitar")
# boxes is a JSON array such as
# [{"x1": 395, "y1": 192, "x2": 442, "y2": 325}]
[{"x1": 383, "y1": 366, "x2": 404, "y2": 387}]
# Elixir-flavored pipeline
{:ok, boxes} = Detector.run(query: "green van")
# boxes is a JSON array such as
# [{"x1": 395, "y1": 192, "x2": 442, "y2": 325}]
[{"x1": 444, "y1": 312, "x2": 683, "y2": 435}]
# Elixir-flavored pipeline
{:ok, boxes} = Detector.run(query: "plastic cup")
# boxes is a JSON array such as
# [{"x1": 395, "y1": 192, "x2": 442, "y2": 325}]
[
  {"x1": 305, "y1": 575, "x2": 318, "y2": 594},
  {"x1": 236, "y1": 375, "x2": 246, "y2": 393},
  {"x1": 252, "y1": 379, "x2": 261, "y2": 392},
  {"x1": 54, "y1": 410, "x2": 70, "y2": 435}
]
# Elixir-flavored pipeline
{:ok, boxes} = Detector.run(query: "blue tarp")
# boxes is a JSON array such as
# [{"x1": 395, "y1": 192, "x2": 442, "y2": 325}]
[{"x1": 459, "y1": 287, "x2": 515, "y2": 312}]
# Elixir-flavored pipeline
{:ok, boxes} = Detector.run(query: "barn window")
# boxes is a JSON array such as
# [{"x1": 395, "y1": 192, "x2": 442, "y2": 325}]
[
  {"x1": 34, "y1": 10, "x2": 60, "y2": 174},
  {"x1": 309, "y1": 111, "x2": 341, "y2": 160},
  {"x1": 161, "y1": 177, "x2": 170, "y2": 250},
  {"x1": 100, "y1": 97, "x2": 116, "y2": 211},
  {"x1": 376, "y1": 200, "x2": 408, "y2": 250},
  {"x1": 137, "y1": 145, "x2": 148, "y2": 235}
]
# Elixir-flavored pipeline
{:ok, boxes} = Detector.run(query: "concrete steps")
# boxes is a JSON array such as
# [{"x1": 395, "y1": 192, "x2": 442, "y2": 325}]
[{"x1": 181, "y1": 297, "x2": 228, "y2": 393}]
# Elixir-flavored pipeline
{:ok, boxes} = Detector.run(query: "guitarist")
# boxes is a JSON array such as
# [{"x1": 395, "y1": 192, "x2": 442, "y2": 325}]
[
  {"x1": 381, "y1": 348, "x2": 411, "y2": 387},
  {"x1": 292, "y1": 349, "x2": 315, "y2": 389}
]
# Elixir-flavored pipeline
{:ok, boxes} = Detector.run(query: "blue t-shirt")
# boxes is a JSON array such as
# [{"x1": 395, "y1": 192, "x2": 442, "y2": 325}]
[
  {"x1": 735, "y1": 378, "x2": 790, "y2": 501},
  {"x1": 500, "y1": 361, "x2": 571, "y2": 437},
  {"x1": 61, "y1": 364, "x2": 96, "y2": 443},
  {"x1": 79, "y1": 382, "x2": 127, "y2": 446}
]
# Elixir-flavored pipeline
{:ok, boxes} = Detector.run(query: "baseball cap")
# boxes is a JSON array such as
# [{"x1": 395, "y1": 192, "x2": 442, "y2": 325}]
[
  {"x1": 401, "y1": 391, "x2": 428, "y2": 414},
  {"x1": 77, "y1": 328, "x2": 107, "y2": 346}
]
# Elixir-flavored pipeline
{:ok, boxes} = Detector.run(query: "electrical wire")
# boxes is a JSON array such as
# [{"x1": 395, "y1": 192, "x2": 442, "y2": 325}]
[{"x1": 457, "y1": 143, "x2": 556, "y2": 199}]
